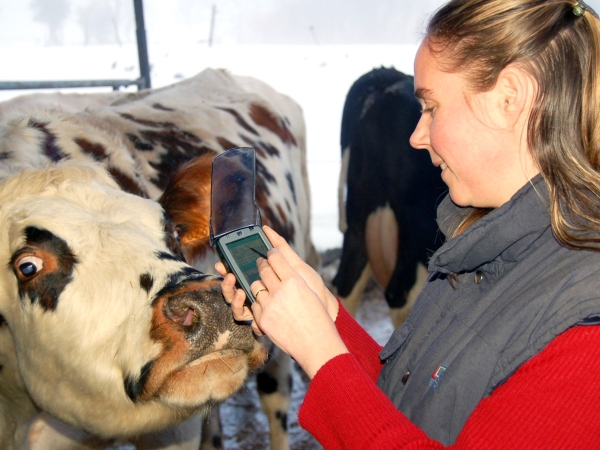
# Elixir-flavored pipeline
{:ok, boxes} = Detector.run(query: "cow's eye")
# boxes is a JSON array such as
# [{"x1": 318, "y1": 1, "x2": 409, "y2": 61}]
[{"x1": 16, "y1": 256, "x2": 44, "y2": 278}]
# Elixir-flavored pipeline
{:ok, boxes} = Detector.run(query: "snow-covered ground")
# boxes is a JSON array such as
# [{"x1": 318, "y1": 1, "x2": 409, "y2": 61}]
[{"x1": 0, "y1": 42, "x2": 420, "y2": 251}]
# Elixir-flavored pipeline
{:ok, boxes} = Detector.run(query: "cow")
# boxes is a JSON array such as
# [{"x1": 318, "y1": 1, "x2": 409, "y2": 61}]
[
  {"x1": 333, "y1": 67, "x2": 447, "y2": 329},
  {"x1": 0, "y1": 67, "x2": 318, "y2": 449}
]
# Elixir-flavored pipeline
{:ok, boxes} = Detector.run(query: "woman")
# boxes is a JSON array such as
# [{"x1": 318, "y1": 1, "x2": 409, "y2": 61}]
[{"x1": 218, "y1": 0, "x2": 600, "y2": 447}]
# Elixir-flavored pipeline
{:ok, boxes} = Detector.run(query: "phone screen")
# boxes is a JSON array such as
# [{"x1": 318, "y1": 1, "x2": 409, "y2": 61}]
[{"x1": 225, "y1": 233, "x2": 269, "y2": 285}]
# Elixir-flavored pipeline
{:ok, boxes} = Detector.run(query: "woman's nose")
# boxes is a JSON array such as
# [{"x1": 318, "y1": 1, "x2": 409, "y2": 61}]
[{"x1": 409, "y1": 116, "x2": 429, "y2": 151}]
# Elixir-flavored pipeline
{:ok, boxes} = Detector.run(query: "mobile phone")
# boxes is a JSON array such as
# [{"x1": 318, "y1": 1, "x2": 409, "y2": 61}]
[{"x1": 214, "y1": 225, "x2": 273, "y2": 305}]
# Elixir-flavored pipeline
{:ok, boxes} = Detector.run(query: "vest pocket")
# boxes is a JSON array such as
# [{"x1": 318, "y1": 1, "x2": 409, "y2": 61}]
[{"x1": 378, "y1": 321, "x2": 413, "y2": 381}]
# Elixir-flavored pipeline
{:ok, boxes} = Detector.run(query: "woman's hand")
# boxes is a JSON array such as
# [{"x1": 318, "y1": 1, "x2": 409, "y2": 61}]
[
  {"x1": 261, "y1": 226, "x2": 340, "y2": 320},
  {"x1": 216, "y1": 227, "x2": 347, "y2": 377},
  {"x1": 249, "y1": 248, "x2": 348, "y2": 378},
  {"x1": 215, "y1": 225, "x2": 339, "y2": 323}
]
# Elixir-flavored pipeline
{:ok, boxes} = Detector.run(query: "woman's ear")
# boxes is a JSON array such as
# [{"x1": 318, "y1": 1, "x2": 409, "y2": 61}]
[
  {"x1": 490, "y1": 64, "x2": 536, "y2": 130},
  {"x1": 158, "y1": 153, "x2": 215, "y2": 264}
]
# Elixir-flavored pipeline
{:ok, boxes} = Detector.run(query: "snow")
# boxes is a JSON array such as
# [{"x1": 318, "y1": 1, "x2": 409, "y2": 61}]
[{"x1": 0, "y1": 42, "x2": 420, "y2": 251}]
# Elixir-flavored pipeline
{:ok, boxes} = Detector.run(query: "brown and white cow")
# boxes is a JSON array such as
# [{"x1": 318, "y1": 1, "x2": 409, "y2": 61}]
[{"x1": 0, "y1": 68, "x2": 318, "y2": 449}]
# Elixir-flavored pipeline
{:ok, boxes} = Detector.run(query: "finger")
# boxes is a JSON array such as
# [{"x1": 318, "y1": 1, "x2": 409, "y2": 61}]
[
  {"x1": 255, "y1": 256, "x2": 284, "y2": 289},
  {"x1": 258, "y1": 248, "x2": 300, "y2": 284},
  {"x1": 250, "y1": 301, "x2": 265, "y2": 336},
  {"x1": 221, "y1": 273, "x2": 237, "y2": 304},
  {"x1": 250, "y1": 280, "x2": 269, "y2": 301},
  {"x1": 263, "y1": 226, "x2": 304, "y2": 265},
  {"x1": 231, "y1": 288, "x2": 254, "y2": 322},
  {"x1": 215, "y1": 261, "x2": 227, "y2": 277}
]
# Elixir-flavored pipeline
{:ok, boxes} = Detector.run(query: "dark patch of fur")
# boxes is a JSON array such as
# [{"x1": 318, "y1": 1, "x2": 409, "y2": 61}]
[
  {"x1": 285, "y1": 172, "x2": 297, "y2": 205},
  {"x1": 156, "y1": 251, "x2": 183, "y2": 263},
  {"x1": 106, "y1": 166, "x2": 149, "y2": 198},
  {"x1": 249, "y1": 103, "x2": 297, "y2": 147},
  {"x1": 216, "y1": 137, "x2": 239, "y2": 152},
  {"x1": 28, "y1": 119, "x2": 63, "y2": 162},
  {"x1": 11, "y1": 227, "x2": 77, "y2": 311},
  {"x1": 125, "y1": 360, "x2": 154, "y2": 402},
  {"x1": 126, "y1": 133, "x2": 154, "y2": 151},
  {"x1": 162, "y1": 214, "x2": 186, "y2": 261},
  {"x1": 74, "y1": 137, "x2": 107, "y2": 162},
  {"x1": 140, "y1": 273, "x2": 154, "y2": 294},
  {"x1": 152, "y1": 103, "x2": 175, "y2": 112},
  {"x1": 256, "y1": 371, "x2": 278, "y2": 394},
  {"x1": 275, "y1": 410, "x2": 288, "y2": 431},
  {"x1": 216, "y1": 107, "x2": 259, "y2": 136},
  {"x1": 212, "y1": 435, "x2": 223, "y2": 448}
]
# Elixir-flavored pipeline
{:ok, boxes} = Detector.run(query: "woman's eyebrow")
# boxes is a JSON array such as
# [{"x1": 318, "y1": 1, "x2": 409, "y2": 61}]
[{"x1": 414, "y1": 87, "x2": 433, "y2": 100}]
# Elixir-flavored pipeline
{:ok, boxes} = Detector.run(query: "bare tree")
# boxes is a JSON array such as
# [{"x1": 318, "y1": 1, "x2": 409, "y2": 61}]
[{"x1": 30, "y1": 0, "x2": 70, "y2": 46}]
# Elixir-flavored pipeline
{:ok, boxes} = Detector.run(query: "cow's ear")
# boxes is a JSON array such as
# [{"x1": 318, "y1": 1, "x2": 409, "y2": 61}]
[{"x1": 158, "y1": 153, "x2": 216, "y2": 263}]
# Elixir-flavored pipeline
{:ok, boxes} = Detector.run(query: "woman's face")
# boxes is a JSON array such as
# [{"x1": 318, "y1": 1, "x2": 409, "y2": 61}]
[{"x1": 409, "y1": 43, "x2": 539, "y2": 208}]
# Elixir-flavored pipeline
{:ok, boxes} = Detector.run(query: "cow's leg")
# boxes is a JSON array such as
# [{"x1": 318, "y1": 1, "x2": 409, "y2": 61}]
[
  {"x1": 389, "y1": 262, "x2": 429, "y2": 328},
  {"x1": 200, "y1": 408, "x2": 223, "y2": 450},
  {"x1": 256, "y1": 347, "x2": 291, "y2": 450},
  {"x1": 341, "y1": 262, "x2": 371, "y2": 316}
]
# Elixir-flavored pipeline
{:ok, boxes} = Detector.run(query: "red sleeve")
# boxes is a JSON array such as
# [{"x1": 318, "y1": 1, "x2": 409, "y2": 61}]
[
  {"x1": 334, "y1": 300, "x2": 384, "y2": 382},
  {"x1": 298, "y1": 325, "x2": 600, "y2": 449}
]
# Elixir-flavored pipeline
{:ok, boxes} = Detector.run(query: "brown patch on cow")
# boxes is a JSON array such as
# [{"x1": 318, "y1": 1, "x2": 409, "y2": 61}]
[
  {"x1": 216, "y1": 137, "x2": 239, "y2": 152},
  {"x1": 152, "y1": 103, "x2": 175, "y2": 112},
  {"x1": 239, "y1": 136, "x2": 280, "y2": 160},
  {"x1": 10, "y1": 227, "x2": 78, "y2": 311},
  {"x1": 159, "y1": 154, "x2": 215, "y2": 264},
  {"x1": 106, "y1": 166, "x2": 150, "y2": 198},
  {"x1": 249, "y1": 103, "x2": 297, "y2": 147},
  {"x1": 216, "y1": 107, "x2": 259, "y2": 136},
  {"x1": 74, "y1": 137, "x2": 107, "y2": 162},
  {"x1": 0, "y1": 314, "x2": 5, "y2": 327},
  {"x1": 28, "y1": 119, "x2": 63, "y2": 162}
]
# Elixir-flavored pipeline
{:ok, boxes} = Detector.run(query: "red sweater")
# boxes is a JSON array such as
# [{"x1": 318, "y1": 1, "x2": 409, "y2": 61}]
[{"x1": 298, "y1": 304, "x2": 600, "y2": 449}]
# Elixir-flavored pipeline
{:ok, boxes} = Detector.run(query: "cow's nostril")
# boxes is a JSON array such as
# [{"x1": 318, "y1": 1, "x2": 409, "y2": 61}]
[{"x1": 165, "y1": 302, "x2": 199, "y2": 327}]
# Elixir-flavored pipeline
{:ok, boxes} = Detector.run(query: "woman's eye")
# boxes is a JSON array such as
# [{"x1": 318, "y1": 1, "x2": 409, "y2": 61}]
[{"x1": 16, "y1": 256, "x2": 44, "y2": 278}]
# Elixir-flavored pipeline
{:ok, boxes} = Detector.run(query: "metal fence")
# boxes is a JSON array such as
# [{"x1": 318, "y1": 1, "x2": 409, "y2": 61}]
[{"x1": 0, "y1": 0, "x2": 151, "y2": 93}]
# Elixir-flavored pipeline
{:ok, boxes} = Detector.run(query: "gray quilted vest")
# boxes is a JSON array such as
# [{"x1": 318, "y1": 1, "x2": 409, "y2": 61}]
[{"x1": 377, "y1": 177, "x2": 600, "y2": 444}]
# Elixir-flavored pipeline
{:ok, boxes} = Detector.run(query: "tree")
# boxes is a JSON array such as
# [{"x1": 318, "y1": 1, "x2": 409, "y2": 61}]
[{"x1": 31, "y1": 0, "x2": 70, "y2": 46}]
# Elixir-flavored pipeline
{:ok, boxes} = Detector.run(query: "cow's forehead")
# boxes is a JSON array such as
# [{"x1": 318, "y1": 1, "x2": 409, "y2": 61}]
[{"x1": 2, "y1": 166, "x2": 170, "y2": 254}]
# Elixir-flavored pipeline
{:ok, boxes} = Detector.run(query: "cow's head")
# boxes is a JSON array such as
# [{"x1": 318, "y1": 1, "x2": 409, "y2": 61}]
[{"x1": 0, "y1": 158, "x2": 267, "y2": 438}]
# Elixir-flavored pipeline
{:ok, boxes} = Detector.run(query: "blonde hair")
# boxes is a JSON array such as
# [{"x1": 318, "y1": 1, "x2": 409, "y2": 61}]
[{"x1": 427, "y1": 0, "x2": 600, "y2": 250}]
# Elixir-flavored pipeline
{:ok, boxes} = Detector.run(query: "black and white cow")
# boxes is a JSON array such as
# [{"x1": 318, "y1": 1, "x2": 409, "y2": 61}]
[
  {"x1": 0, "y1": 68, "x2": 318, "y2": 449},
  {"x1": 334, "y1": 67, "x2": 447, "y2": 328}
]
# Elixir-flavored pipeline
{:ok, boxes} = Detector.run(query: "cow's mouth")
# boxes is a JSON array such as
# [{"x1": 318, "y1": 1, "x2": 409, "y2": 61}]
[
  {"x1": 187, "y1": 348, "x2": 247, "y2": 373},
  {"x1": 147, "y1": 346, "x2": 266, "y2": 409}
]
